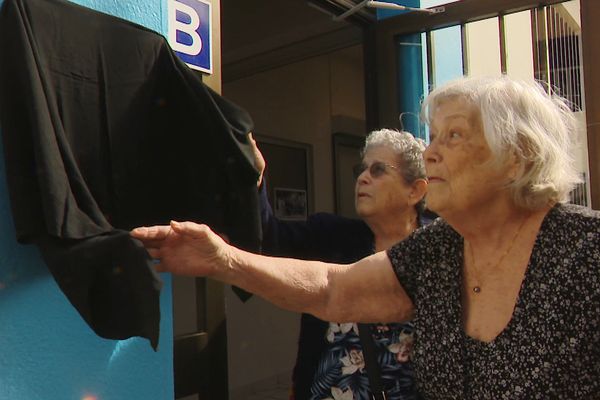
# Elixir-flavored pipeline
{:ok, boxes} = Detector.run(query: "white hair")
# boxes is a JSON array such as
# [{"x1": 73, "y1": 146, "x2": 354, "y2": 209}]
[
  {"x1": 421, "y1": 75, "x2": 582, "y2": 210},
  {"x1": 363, "y1": 128, "x2": 427, "y2": 182},
  {"x1": 362, "y1": 128, "x2": 427, "y2": 211}
]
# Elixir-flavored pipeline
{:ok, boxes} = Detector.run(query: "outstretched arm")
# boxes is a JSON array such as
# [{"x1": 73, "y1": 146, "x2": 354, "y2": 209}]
[{"x1": 131, "y1": 221, "x2": 414, "y2": 323}]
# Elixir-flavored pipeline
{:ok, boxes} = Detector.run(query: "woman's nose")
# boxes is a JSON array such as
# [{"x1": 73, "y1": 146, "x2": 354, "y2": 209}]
[
  {"x1": 355, "y1": 166, "x2": 371, "y2": 184},
  {"x1": 356, "y1": 171, "x2": 369, "y2": 184},
  {"x1": 424, "y1": 142, "x2": 440, "y2": 164}
]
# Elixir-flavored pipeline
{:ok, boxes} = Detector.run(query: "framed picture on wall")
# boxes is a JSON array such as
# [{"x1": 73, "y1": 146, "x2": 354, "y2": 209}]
[
  {"x1": 254, "y1": 134, "x2": 314, "y2": 219},
  {"x1": 274, "y1": 188, "x2": 308, "y2": 221},
  {"x1": 332, "y1": 132, "x2": 365, "y2": 219}
]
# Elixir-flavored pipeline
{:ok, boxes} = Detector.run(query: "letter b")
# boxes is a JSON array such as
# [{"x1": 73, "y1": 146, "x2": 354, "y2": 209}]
[{"x1": 169, "y1": 0, "x2": 202, "y2": 56}]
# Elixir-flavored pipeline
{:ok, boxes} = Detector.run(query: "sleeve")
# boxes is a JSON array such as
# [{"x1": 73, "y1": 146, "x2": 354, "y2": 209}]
[
  {"x1": 387, "y1": 225, "x2": 435, "y2": 302},
  {"x1": 386, "y1": 234, "x2": 423, "y2": 303},
  {"x1": 387, "y1": 220, "x2": 462, "y2": 305}
]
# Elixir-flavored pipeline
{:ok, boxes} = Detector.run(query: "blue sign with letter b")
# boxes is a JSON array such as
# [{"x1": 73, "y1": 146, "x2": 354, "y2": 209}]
[{"x1": 168, "y1": 0, "x2": 212, "y2": 73}]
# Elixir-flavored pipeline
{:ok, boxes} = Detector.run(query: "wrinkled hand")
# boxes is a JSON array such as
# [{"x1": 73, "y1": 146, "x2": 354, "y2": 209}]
[
  {"x1": 248, "y1": 132, "x2": 266, "y2": 187},
  {"x1": 131, "y1": 221, "x2": 231, "y2": 277}
]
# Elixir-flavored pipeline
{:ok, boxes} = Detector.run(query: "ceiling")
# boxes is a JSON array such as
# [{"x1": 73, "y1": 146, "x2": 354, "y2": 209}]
[
  {"x1": 220, "y1": 0, "x2": 366, "y2": 82},
  {"x1": 305, "y1": 0, "x2": 377, "y2": 23}
]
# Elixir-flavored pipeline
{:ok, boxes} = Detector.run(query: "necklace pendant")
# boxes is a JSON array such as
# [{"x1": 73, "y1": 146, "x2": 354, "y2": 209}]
[{"x1": 473, "y1": 286, "x2": 481, "y2": 294}]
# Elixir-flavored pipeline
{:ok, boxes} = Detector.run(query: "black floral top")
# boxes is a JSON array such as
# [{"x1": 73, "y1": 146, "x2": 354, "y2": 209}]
[{"x1": 387, "y1": 203, "x2": 600, "y2": 399}]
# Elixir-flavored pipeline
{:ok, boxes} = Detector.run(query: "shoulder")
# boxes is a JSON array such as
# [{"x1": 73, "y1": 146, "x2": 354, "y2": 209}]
[
  {"x1": 535, "y1": 204, "x2": 600, "y2": 297},
  {"x1": 386, "y1": 218, "x2": 462, "y2": 301},
  {"x1": 547, "y1": 202, "x2": 600, "y2": 222},
  {"x1": 541, "y1": 203, "x2": 600, "y2": 239},
  {"x1": 388, "y1": 218, "x2": 460, "y2": 266},
  {"x1": 537, "y1": 203, "x2": 600, "y2": 256},
  {"x1": 403, "y1": 217, "x2": 458, "y2": 248}
]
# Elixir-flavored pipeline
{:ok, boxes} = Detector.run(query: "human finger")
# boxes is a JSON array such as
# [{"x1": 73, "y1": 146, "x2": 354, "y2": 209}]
[
  {"x1": 130, "y1": 225, "x2": 172, "y2": 240},
  {"x1": 169, "y1": 220, "x2": 213, "y2": 239}
]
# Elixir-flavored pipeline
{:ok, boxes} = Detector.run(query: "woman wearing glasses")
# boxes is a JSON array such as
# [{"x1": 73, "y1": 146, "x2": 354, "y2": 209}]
[{"x1": 249, "y1": 129, "x2": 429, "y2": 400}]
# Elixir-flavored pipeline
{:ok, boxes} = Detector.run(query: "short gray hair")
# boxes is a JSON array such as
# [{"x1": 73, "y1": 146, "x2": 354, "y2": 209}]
[
  {"x1": 421, "y1": 75, "x2": 582, "y2": 210},
  {"x1": 362, "y1": 128, "x2": 427, "y2": 212}
]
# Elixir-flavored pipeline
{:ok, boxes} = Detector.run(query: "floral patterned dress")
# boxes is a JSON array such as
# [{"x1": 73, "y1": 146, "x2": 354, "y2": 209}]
[
  {"x1": 387, "y1": 204, "x2": 600, "y2": 398},
  {"x1": 308, "y1": 321, "x2": 417, "y2": 400}
]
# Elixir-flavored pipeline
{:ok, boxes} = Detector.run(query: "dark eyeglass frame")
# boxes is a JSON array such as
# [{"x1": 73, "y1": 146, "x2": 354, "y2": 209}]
[{"x1": 353, "y1": 161, "x2": 400, "y2": 180}]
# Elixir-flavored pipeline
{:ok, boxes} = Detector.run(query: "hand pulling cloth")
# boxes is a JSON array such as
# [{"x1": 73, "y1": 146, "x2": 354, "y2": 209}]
[{"x1": 0, "y1": 0, "x2": 261, "y2": 349}]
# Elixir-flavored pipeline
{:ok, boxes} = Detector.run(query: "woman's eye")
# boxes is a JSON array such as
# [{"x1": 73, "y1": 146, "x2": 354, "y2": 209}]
[{"x1": 449, "y1": 131, "x2": 461, "y2": 139}]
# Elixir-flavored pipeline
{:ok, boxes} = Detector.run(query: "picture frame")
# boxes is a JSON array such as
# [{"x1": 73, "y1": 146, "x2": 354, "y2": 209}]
[
  {"x1": 273, "y1": 188, "x2": 308, "y2": 221},
  {"x1": 254, "y1": 134, "x2": 314, "y2": 219}
]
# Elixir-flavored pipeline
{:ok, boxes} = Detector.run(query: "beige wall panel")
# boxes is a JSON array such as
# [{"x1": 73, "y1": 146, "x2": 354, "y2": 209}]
[
  {"x1": 330, "y1": 46, "x2": 367, "y2": 135},
  {"x1": 223, "y1": 44, "x2": 366, "y2": 396},
  {"x1": 465, "y1": 18, "x2": 502, "y2": 77},
  {"x1": 225, "y1": 47, "x2": 367, "y2": 214},
  {"x1": 225, "y1": 57, "x2": 333, "y2": 211},
  {"x1": 504, "y1": 11, "x2": 535, "y2": 81},
  {"x1": 223, "y1": 57, "x2": 331, "y2": 394}
]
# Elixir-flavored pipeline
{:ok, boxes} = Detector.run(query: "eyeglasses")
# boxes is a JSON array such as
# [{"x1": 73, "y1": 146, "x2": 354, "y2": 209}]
[{"x1": 353, "y1": 161, "x2": 400, "y2": 180}]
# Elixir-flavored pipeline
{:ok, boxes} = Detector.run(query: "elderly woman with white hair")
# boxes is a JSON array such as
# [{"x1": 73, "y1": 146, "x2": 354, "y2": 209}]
[
  {"x1": 132, "y1": 75, "x2": 600, "y2": 398},
  {"x1": 251, "y1": 128, "x2": 429, "y2": 400}
]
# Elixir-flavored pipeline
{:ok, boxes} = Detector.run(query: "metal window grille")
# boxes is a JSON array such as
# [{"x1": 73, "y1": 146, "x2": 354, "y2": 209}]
[
  {"x1": 534, "y1": 4, "x2": 583, "y2": 111},
  {"x1": 570, "y1": 173, "x2": 589, "y2": 207}
]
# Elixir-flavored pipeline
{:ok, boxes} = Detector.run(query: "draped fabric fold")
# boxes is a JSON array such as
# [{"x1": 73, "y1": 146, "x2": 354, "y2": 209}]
[{"x1": 0, "y1": 0, "x2": 260, "y2": 349}]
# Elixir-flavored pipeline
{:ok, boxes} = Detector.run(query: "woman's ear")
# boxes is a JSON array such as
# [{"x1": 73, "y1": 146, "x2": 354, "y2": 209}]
[
  {"x1": 409, "y1": 179, "x2": 428, "y2": 206},
  {"x1": 506, "y1": 151, "x2": 522, "y2": 182}
]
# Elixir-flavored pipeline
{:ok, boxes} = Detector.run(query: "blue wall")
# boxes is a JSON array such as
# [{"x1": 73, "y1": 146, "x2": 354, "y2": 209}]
[
  {"x1": 0, "y1": 1, "x2": 174, "y2": 399},
  {"x1": 396, "y1": 33, "x2": 426, "y2": 140},
  {"x1": 387, "y1": 1, "x2": 465, "y2": 142},
  {"x1": 382, "y1": 2, "x2": 426, "y2": 139}
]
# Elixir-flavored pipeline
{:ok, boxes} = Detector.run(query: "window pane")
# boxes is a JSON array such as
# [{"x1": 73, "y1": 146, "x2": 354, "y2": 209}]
[
  {"x1": 464, "y1": 18, "x2": 502, "y2": 77},
  {"x1": 429, "y1": 25, "x2": 463, "y2": 87},
  {"x1": 504, "y1": 11, "x2": 535, "y2": 80}
]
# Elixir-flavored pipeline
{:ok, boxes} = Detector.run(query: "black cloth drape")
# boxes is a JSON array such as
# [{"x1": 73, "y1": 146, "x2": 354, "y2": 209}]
[{"x1": 0, "y1": 0, "x2": 261, "y2": 349}]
